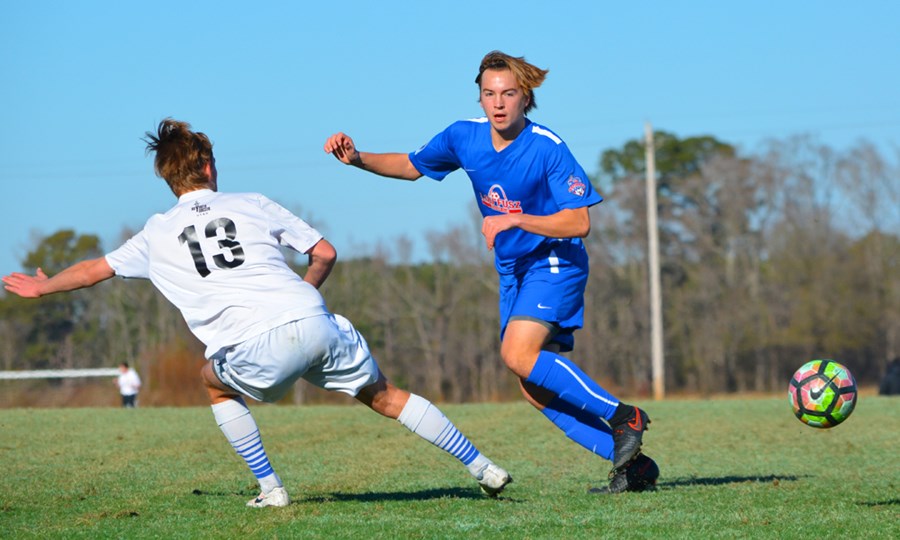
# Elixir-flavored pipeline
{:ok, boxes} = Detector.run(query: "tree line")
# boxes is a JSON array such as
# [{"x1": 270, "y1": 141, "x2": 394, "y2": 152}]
[{"x1": 1, "y1": 132, "x2": 897, "y2": 406}]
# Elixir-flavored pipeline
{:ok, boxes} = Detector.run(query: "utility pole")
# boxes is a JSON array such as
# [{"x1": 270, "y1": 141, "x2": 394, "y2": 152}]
[{"x1": 645, "y1": 122, "x2": 665, "y2": 400}]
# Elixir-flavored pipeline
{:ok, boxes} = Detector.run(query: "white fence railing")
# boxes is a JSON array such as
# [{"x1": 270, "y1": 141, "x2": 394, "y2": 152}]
[{"x1": 0, "y1": 368, "x2": 120, "y2": 380}]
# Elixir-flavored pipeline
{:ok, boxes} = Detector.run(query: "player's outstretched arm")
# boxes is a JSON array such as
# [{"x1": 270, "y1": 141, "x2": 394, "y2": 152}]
[
  {"x1": 324, "y1": 132, "x2": 422, "y2": 180},
  {"x1": 303, "y1": 238, "x2": 337, "y2": 290},
  {"x1": 2, "y1": 257, "x2": 115, "y2": 298}
]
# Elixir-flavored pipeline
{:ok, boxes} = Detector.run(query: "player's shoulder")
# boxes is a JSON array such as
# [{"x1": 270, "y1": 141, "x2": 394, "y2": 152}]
[
  {"x1": 446, "y1": 117, "x2": 490, "y2": 135},
  {"x1": 420, "y1": 118, "x2": 489, "y2": 154},
  {"x1": 154, "y1": 191, "x2": 272, "y2": 223},
  {"x1": 210, "y1": 191, "x2": 278, "y2": 210},
  {"x1": 524, "y1": 121, "x2": 579, "y2": 166},
  {"x1": 459, "y1": 116, "x2": 490, "y2": 125},
  {"x1": 525, "y1": 120, "x2": 566, "y2": 146},
  {"x1": 216, "y1": 191, "x2": 266, "y2": 202}
]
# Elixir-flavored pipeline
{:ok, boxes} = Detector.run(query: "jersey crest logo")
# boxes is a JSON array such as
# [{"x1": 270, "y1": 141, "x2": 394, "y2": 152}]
[
  {"x1": 567, "y1": 176, "x2": 587, "y2": 197},
  {"x1": 481, "y1": 184, "x2": 522, "y2": 214},
  {"x1": 191, "y1": 201, "x2": 210, "y2": 215}
]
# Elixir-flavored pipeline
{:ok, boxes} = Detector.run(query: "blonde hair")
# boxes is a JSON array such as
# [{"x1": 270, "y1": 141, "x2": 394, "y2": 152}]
[
  {"x1": 143, "y1": 118, "x2": 213, "y2": 195},
  {"x1": 475, "y1": 51, "x2": 549, "y2": 114}
]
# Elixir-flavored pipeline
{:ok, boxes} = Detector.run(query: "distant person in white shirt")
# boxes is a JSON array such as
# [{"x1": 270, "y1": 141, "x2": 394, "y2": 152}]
[
  {"x1": 1, "y1": 118, "x2": 511, "y2": 508},
  {"x1": 115, "y1": 362, "x2": 141, "y2": 408}
]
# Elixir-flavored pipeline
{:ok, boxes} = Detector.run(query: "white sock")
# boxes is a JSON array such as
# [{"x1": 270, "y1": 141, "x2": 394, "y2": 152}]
[
  {"x1": 211, "y1": 397, "x2": 282, "y2": 493},
  {"x1": 397, "y1": 393, "x2": 490, "y2": 477}
]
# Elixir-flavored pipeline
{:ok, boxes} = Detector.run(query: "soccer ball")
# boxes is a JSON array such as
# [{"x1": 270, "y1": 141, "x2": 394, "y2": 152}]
[
  {"x1": 625, "y1": 453, "x2": 659, "y2": 491},
  {"x1": 788, "y1": 360, "x2": 857, "y2": 428}
]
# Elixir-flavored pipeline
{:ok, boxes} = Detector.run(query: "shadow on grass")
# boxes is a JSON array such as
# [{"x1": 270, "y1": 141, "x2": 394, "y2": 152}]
[
  {"x1": 656, "y1": 474, "x2": 803, "y2": 488},
  {"x1": 192, "y1": 487, "x2": 519, "y2": 503},
  {"x1": 305, "y1": 487, "x2": 507, "y2": 503},
  {"x1": 857, "y1": 498, "x2": 900, "y2": 507},
  {"x1": 192, "y1": 488, "x2": 258, "y2": 497}
]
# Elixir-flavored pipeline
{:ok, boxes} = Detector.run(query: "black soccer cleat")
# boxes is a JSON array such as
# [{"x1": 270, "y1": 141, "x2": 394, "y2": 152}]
[
  {"x1": 610, "y1": 405, "x2": 650, "y2": 470},
  {"x1": 590, "y1": 453, "x2": 659, "y2": 494},
  {"x1": 594, "y1": 467, "x2": 630, "y2": 495}
]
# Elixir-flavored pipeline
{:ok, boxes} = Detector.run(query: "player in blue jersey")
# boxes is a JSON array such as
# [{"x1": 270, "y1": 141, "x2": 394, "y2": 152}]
[
  {"x1": 325, "y1": 51, "x2": 658, "y2": 493},
  {"x1": 3, "y1": 118, "x2": 512, "y2": 507}
]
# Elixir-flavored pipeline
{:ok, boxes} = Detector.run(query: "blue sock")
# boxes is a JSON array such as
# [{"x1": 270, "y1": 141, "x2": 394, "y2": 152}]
[
  {"x1": 541, "y1": 397, "x2": 614, "y2": 460},
  {"x1": 212, "y1": 397, "x2": 282, "y2": 493},
  {"x1": 397, "y1": 393, "x2": 491, "y2": 476},
  {"x1": 526, "y1": 351, "x2": 619, "y2": 420}
]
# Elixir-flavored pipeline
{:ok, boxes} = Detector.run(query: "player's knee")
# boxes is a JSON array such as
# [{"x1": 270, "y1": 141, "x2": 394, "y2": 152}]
[
  {"x1": 357, "y1": 378, "x2": 407, "y2": 419},
  {"x1": 500, "y1": 345, "x2": 537, "y2": 379},
  {"x1": 500, "y1": 351, "x2": 520, "y2": 375}
]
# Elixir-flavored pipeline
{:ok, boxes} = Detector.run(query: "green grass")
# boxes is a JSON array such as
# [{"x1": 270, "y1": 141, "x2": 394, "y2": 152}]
[{"x1": 1, "y1": 397, "x2": 897, "y2": 539}]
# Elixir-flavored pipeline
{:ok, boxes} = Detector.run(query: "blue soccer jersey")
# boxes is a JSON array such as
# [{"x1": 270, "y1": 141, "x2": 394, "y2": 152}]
[{"x1": 409, "y1": 117, "x2": 602, "y2": 274}]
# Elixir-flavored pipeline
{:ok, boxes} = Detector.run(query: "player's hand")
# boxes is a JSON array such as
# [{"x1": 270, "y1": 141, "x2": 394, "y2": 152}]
[
  {"x1": 324, "y1": 132, "x2": 361, "y2": 166},
  {"x1": 481, "y1": 215, "x2": 518, "y2": 251},
  {"x1": 2, "y1": 267, "x2": 48, "y2": 298}
]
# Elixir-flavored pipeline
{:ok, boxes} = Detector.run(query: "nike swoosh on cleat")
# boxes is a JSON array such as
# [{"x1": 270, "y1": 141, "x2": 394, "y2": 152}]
[{"x1": 627, "y1": 409, "x2": 643, "y2": 431}]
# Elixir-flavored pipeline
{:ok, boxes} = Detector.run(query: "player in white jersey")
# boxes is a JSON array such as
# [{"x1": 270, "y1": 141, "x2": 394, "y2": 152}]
[
  {"x1": 3, "y1": 118, "x2": 511, "y2": 507},
  {"x1": 324, "y1": 51, "x2": 658, "y2": 494},
  {"x1": 115, "y1": 362, "x2": 142, "y2": 408}
]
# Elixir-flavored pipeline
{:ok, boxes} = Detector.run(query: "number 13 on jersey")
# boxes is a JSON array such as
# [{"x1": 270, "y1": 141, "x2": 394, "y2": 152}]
[{"x1": 178, "y1": 217, "x2": 245, "y2": 277}]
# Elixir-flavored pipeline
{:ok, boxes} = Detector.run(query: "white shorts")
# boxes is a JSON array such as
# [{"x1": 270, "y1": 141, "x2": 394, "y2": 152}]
[{"x1": 210, "y1": 313, "x2": 380, "y2": 402}]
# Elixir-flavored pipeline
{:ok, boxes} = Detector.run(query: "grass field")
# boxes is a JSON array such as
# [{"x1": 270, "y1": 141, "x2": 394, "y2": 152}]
[{"x1": 1, "y1": 396, "x2": 897, "y2": 539}]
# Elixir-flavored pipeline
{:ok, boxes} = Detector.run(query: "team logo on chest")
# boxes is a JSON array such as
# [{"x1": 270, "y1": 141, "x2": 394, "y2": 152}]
[
  {"x1": 481, "y1": 184, "x2": 522, "y2": 214},
  {"x1": 567, "y1": 176, "x2": 587, "y2": 197}
]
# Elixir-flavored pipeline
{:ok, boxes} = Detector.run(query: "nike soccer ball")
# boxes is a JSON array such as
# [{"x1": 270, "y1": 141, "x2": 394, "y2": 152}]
[{"x1": 788, "y1": 360, "x2": 857, "y2": 428}]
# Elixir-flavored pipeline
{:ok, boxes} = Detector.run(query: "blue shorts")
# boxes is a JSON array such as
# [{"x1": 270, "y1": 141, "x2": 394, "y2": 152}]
[{"x1": 498, "y1": 240, "x2": 589, "y2": 352}]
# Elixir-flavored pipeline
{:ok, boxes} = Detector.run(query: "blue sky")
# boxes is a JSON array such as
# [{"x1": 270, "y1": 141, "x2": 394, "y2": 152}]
[{"x1": 2, "y1": 1, "x2": 898, "y2": 275}]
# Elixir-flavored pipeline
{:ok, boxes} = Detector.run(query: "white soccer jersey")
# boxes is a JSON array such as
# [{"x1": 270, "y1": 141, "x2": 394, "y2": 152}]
[
  {"x1": 105, "y1": 189, "x2": 329, "y2": 358},
  {"x1": 116, "y1": 368, "x2": 141, "y2": 396}
]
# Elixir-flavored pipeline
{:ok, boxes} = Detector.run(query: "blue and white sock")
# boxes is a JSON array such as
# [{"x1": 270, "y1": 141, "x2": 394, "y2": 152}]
[
  {"x1": 526, "y1": 351, "x2": 620, "y2": 420},
  {"x1": 397, "y1": 393, "x2": 490, "y2": 477},
  {"x1": 540, "y1": 396, "x2": 615, "y2": 460},
  {"x1": 211, "y1": 397, "x2": 282, "y2": 494}
]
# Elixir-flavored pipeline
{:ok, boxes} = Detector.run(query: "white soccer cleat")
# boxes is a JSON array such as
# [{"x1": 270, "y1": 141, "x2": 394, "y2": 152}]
[
  {"x1": 476, "y1": 463, "x2": 513, "y2": 497},
  {"x1": 246, "y1": 486, "x2": 290, "y2": 508}
]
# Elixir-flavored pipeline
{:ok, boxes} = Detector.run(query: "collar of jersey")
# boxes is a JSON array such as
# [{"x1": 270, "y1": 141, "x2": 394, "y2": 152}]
[{"x1": 178, "y1": 188, "x2": 215, "y2": 203}]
